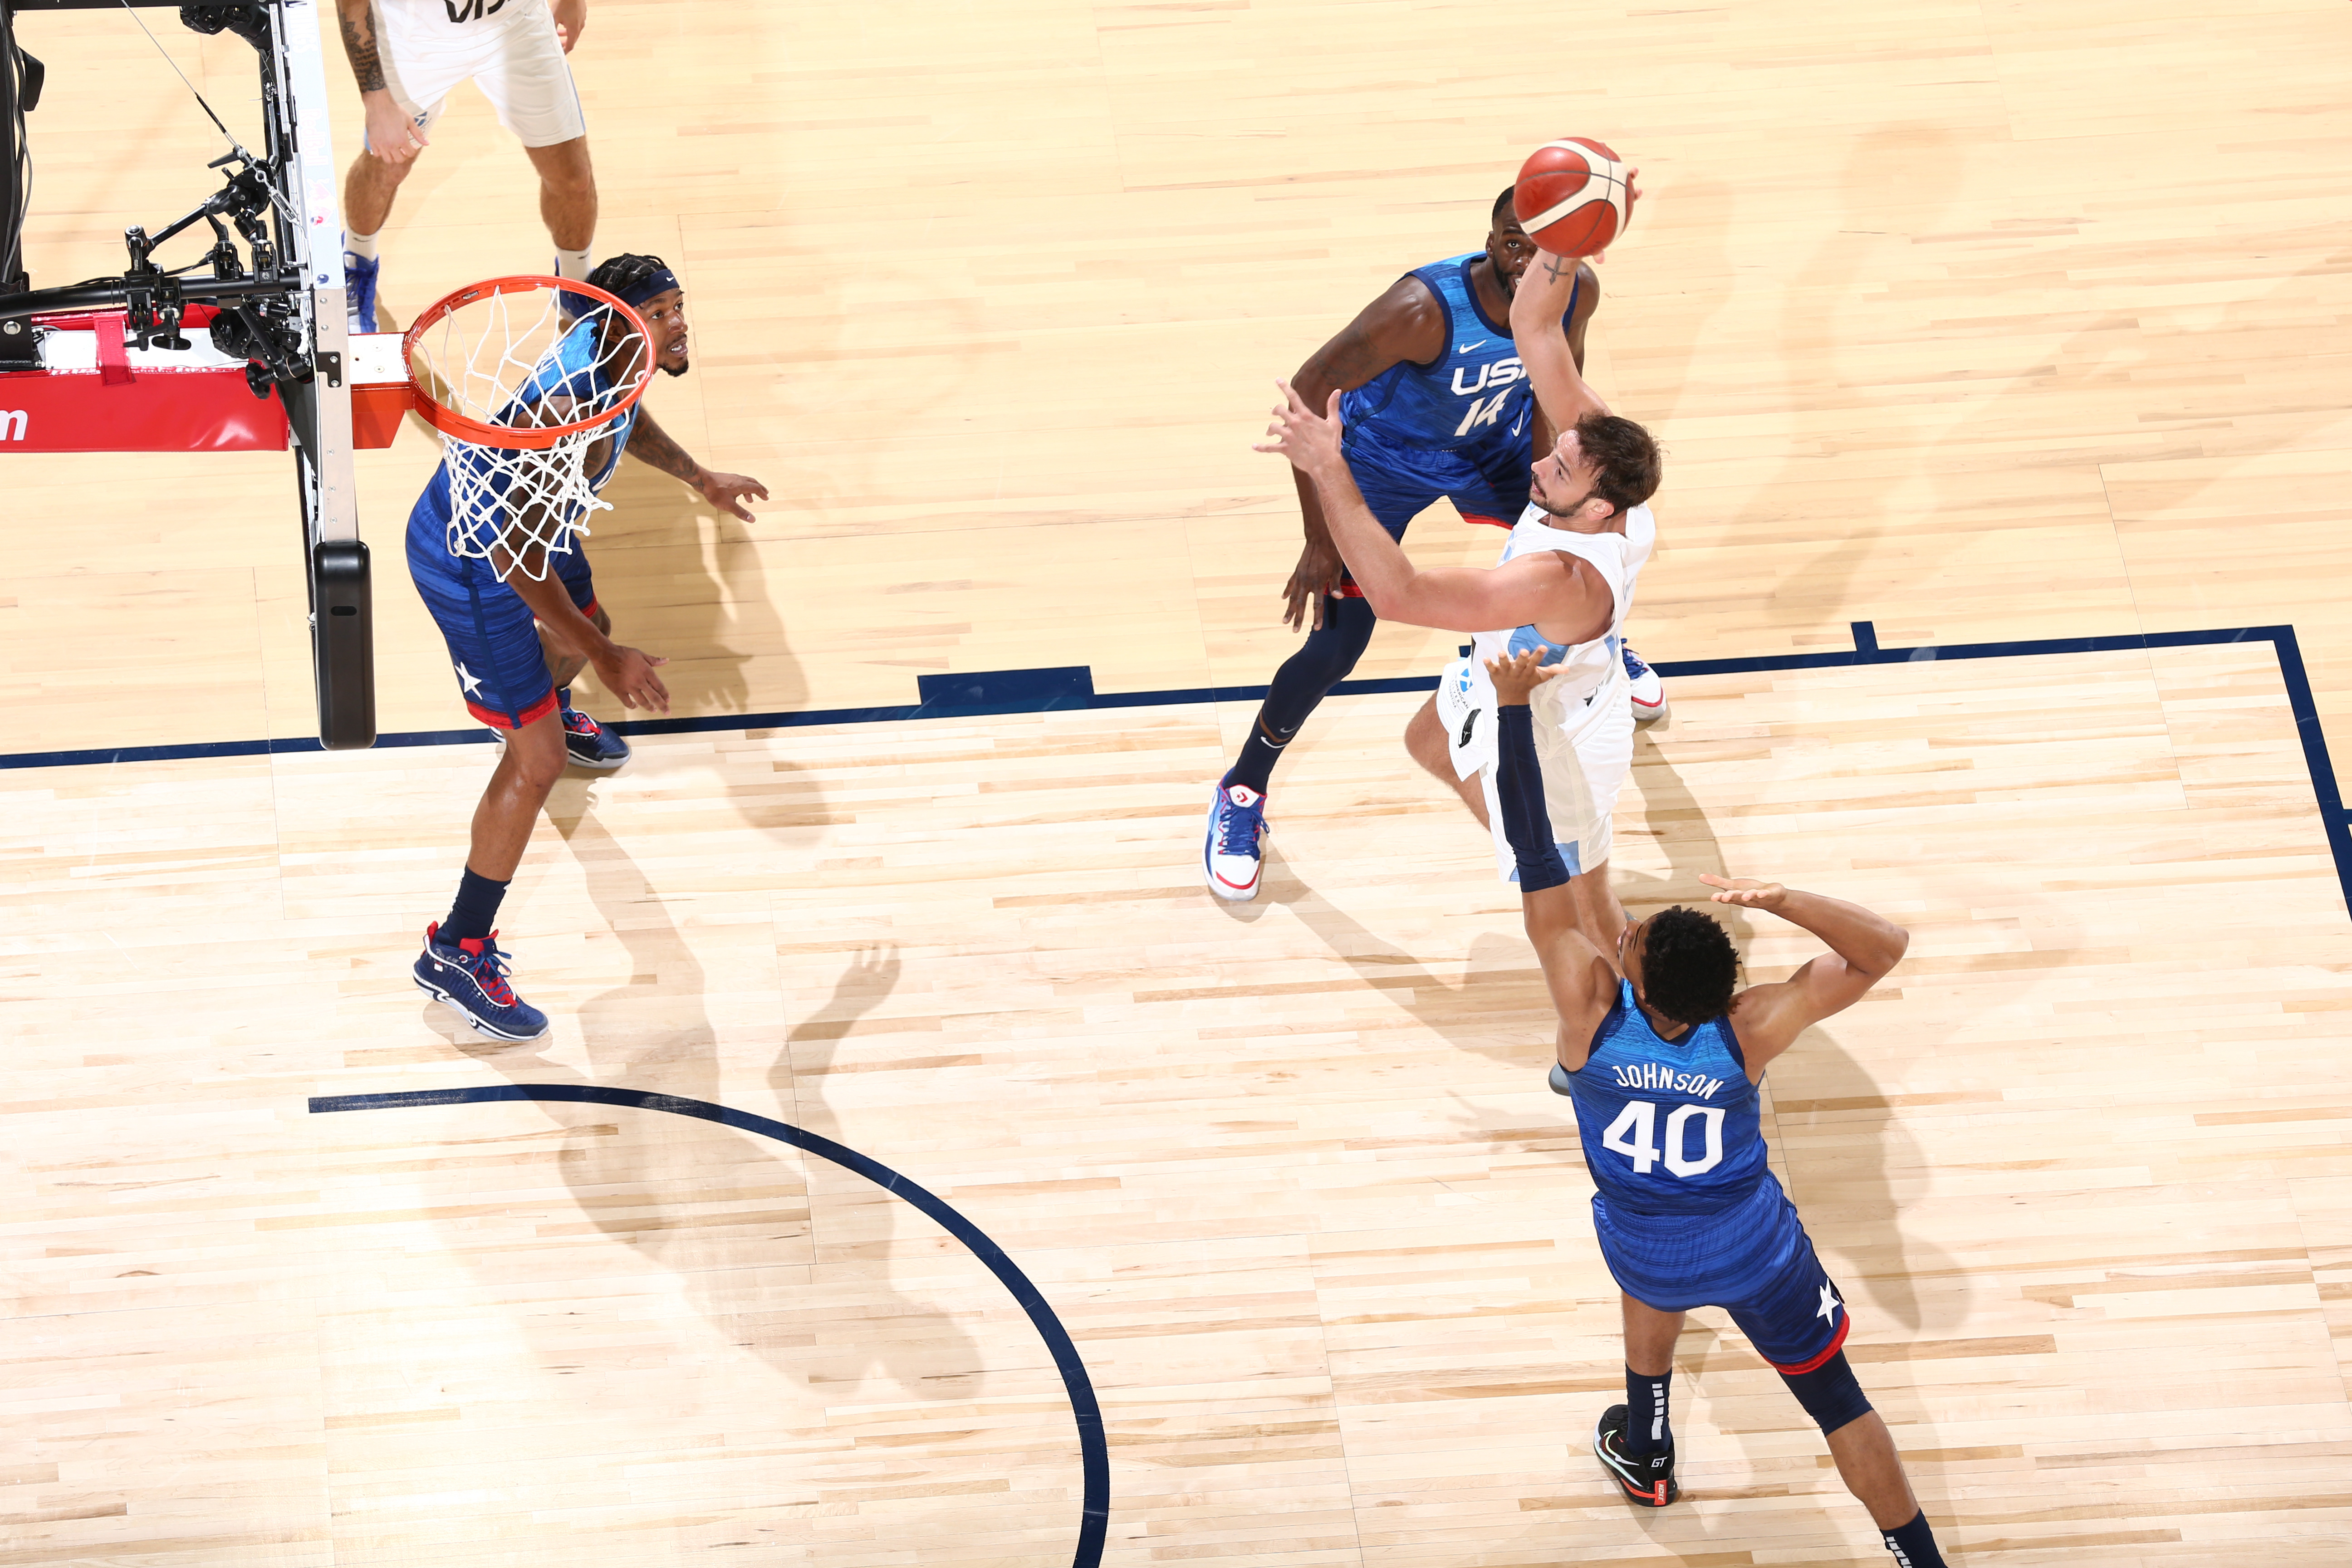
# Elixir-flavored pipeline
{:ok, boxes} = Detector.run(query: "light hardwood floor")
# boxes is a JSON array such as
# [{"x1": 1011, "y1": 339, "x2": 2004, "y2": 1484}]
[{"x1": 5, "y1": 0, "x2": 2352, "y2": 1563}]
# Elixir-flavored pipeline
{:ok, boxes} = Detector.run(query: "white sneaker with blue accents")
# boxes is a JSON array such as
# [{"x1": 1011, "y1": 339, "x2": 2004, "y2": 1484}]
[
  {"x1": 1623, "y1": 644, "x2": 1667, "y2": 724},
  {"x1": 1202, "y1": 782, "x2": 1268, "y2": 902}
]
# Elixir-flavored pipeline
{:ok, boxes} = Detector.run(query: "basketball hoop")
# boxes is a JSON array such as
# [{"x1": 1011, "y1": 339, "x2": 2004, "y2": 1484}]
[{"x1": 403, "y1": 275, "x2": 654, "y2": 581}]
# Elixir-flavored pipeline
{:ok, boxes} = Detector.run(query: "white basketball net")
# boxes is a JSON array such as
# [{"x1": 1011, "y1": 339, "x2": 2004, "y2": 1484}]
[{"x1": 408, "y1": 284, "x2": 652, "y2": 582}]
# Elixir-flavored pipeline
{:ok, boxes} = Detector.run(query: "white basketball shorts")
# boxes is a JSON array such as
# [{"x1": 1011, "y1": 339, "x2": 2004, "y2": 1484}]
[
  {"x1": 1439, "y1": 654, "x2": 1634, "y2": 883},
  {"x1": 371, "y1": 0, "x2": 587, "y2": 149}
]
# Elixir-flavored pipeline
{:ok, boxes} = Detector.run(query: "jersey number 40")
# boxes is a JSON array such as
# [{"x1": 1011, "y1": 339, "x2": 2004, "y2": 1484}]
[{"x1": 1602, "y1": 1099, "x2": 1725, "y2": 1177}]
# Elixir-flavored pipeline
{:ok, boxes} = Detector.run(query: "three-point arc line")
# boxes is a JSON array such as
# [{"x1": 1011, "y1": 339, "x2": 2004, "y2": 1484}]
[{"x1": 307, "y1": 1083, "x2": 1112, "y2": 1568}]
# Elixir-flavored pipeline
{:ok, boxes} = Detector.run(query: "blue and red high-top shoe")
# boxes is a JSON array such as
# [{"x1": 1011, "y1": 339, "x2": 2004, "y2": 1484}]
[{"x1": 412, "y1": 923, "x2": 549, "y2": 1041}]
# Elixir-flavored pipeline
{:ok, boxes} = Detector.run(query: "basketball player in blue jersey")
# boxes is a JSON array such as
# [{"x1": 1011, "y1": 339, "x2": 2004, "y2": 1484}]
[
  {"x1": 406, "y1": 254, "x2": 766, "y2": 1041},
  {"x1": 1203, "y1": 188, "x2": 1665, "y2": 902},
  {"x1": 1482, "y1": 646, "x2": 1955, "y2": 1567}
]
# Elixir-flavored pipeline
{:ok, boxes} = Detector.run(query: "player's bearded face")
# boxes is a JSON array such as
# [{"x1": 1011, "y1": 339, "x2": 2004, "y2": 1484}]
[{"x1": 1531, "y1": 433, "x2": 1600, "y2": 517}]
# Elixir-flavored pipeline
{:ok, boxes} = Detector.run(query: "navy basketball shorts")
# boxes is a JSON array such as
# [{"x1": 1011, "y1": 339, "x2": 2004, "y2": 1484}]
[
  {"x1": 1592, "y1": 1172, "x2": 1854, "y2": 1374},
  {"x1": 405, "y1": 499, "x2": 597, "y2": 730},
  {"x1": 1333, "y1": 425, "x2": 1533, "y2": 598}
]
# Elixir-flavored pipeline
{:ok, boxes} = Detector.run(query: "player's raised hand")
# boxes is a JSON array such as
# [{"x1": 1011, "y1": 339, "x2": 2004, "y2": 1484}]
[
  {"x1": 595, "y1": 645, "x2": 671, "y2": 715},
  {"x1": 698, "y1": 470, "x2": 769, "y2": 523},
  {"x1": 1699, "y1": 872, "x2": 1786, "y2": 911},
  {"x1": 1253, "y1": 379, "x2": 1347, "y2": 478},
  {"x1": 1485, "y1": 646, "x2": 1561, "y2": 706}
]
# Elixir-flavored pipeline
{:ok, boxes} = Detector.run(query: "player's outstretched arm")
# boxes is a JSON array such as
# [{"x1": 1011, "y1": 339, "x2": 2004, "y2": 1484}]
[
  {"x1": 624, "y1": 409, "x2": 768, "y2": 523},
  {"x1": 1279, "y1": 279, "x2": 1447, "y2": 631},
  {"x1": 1510, "y1": 248, "x2": 1608, "y2": 437},
  {"x1": 1254, "y1": 381, "x2": 1611, "y2": 637},
  {"x1": 1489, "y1": 649, "x2": 1621, "y2": 1068},
  {"x1": 1705, "y1": 876, "x2": 1909, "y2": 1073},
  {"x1": 335, "y1": 0, "x2": 426, "y2": 165},
  {"x1": 496, "y1": 548, "x2": 672, "y2": 715}
]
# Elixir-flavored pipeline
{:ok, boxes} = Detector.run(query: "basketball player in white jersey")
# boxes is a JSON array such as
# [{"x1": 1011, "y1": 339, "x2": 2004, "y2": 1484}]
[
  {"x1": 333, "y1": 0, "x2": 598, "y2": 332},
  {"x1": 1254, "y1": 238, "x2": 1661, "y2": 929}
]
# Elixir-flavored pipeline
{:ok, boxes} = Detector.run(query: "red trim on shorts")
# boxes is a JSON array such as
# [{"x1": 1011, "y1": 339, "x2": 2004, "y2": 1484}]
[
  {"x1": 467, "y1": 688, "x2": 561, "y2": 731},
  {"x1": 576, "y1": 597, "x2": 599, "y2": 619},
  {"x1": 1460, "y1": 513, "x2": 1513, "y2": 529},
  {"x1": 1769, "y1": 1309, "x2": 1852, "y2": 1375}
]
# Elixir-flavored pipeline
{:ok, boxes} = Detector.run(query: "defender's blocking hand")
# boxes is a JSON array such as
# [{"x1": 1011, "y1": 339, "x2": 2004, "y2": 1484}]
[
  {"x1": 1485, "y1": 646, "x2": 1561, "y2": 706},
  {"x1": 1699, "y1": 873, "x2": 1787, "y2": 912}
]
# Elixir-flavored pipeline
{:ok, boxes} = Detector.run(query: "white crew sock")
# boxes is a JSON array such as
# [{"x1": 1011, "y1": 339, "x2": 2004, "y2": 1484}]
[
  {"x1": 345, "y1": 226, "x2": 382, "y2": 262},
  {"x1": 554, "y1": 245, "x2": 593, "y2": 280}
]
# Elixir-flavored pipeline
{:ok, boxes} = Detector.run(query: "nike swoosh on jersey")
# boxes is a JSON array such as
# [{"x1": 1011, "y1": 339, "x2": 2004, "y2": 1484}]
[{"x1": 1458, "y1": 339, "x2": 1489, "y2": 352}]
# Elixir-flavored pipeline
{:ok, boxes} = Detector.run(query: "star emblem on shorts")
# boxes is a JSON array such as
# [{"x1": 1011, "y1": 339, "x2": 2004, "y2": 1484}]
[
  {"x1": 454, "y1": 661, "x2": 484, "y2": 697},
  {"x1": 1817, "y1": 1284, "x2": 1843, "y2": 1325}
]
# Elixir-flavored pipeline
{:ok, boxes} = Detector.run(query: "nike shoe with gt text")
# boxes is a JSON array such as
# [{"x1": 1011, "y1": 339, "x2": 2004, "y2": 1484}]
[
  {"x1": 1623, "y1": 644, "x2": 1668, "y2": 724},
  {"x1": 558, "y1": 688, "x2": 630, "y2": 769},
  {"x1": 343, "y1": 241, "x2": 381, "y2": 335},
  {"x1": 413, "y1": 923, "x2": 549, "y2": 1042},
  {"x1": 1203, "y1": 782, "x2": 1268, "y2": 902},
  {"x1": 1594, "y1": 1402, "x2": 1679, "y2": 1507}
]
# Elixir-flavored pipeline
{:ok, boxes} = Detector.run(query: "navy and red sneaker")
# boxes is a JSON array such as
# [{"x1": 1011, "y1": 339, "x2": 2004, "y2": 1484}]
[
  {"x1": 412, "y1": 923, "x2": 549, "y2": 1042},
  {"x1": 557, "y1": 687, "x2": 630, "y2": 770},
  {"x1": 1594, "y1": 1403, "x2": 1679, "y2": 1506}
]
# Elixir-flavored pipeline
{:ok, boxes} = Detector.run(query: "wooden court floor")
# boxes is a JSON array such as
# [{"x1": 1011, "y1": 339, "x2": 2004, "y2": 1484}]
[
  {"x1": 7, "y1": 0, "x2": 2352, "y2": 1563},
  {"x1": 9, "y1": 651, "x2": 2352, "y2": 1563}
]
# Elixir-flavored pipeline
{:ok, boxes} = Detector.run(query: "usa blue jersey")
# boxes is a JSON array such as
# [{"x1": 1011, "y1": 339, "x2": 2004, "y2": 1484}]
[
  {"x1": 1338, "y1": 252, "x2": 1575, "y2": 455},
  {"x1": 1565, "y1": 980, "x2": 1765, "y2": 1217},
  {"x1": 414, "y1": 317, "x2": 640, "y2": 563}
]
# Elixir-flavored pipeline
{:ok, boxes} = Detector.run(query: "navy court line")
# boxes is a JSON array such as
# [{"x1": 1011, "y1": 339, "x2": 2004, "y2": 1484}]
[
  {"x1": 10, "y1": 622, "x2": 2350, "y2": 915},
  {"x1": 307, "y1": 1083, "x2": 1111, "y2": 1568}
]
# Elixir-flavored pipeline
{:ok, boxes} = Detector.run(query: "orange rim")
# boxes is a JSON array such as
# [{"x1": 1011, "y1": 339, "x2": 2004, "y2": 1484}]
[{"x1": 401, "y1": 275, "x2": 653, "y2": 451}]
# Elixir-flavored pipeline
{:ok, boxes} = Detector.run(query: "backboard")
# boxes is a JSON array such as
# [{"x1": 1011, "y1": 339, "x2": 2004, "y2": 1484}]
[{"x1": 0, "y1": 0, "x2": 372, "y2": 749}]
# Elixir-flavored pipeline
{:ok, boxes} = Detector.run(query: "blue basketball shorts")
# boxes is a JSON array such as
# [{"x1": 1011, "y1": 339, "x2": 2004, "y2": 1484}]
[
  {"x1": 405, "y1": 498, "x2": 597, "y2": 730},
  {"x1": 1592, "y1": 1171, "x2": 1854, "y2": 1374},
  {"x1": 1333, "y1": 423, "x2": 1533, "y2": 599}
]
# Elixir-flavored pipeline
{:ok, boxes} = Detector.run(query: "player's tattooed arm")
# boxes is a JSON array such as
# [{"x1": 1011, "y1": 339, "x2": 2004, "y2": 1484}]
[
  {"x1": 1511, "y1": 247, "x2": 1607, "y2": 431},
  {"x1": 341, "y1": 0, "x2": 428, "y2": 163},
  {"x1": 335, "y1": 0, "x2": 385, "y2": 92},
  {"x1": 625, "y1": 409, "x2": 770, "y2": 523}
]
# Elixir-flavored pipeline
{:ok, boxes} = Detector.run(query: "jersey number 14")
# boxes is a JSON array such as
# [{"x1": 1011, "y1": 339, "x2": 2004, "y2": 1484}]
[{"x1": 1601, "y1": 1100, "x2": 1726, "y2": 1177}]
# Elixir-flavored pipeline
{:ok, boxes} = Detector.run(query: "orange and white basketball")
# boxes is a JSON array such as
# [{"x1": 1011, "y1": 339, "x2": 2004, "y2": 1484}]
[{"x1": 1512, "y1": 137, "x2": 1634, "y2": 258}]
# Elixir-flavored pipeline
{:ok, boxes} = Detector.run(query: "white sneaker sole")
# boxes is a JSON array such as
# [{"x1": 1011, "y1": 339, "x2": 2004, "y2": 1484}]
[
  {"x1": 1202, "y1": 795, "x2": 1263, "y2": 902},
  {"x1": 1632, "y1": 694, "x2": 1669, "y2": 724},
  {"x1": 413, "y1": 973, "x2": 550, "y2": 1043}
]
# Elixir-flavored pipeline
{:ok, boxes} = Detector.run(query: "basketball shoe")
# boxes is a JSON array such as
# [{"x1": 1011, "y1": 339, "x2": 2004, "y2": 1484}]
[
  {"x1": 343, "y1": 240, "x2": 381, "y2": 335},
  {"x1": 1593, "y1": 1403, "x2": 1679, "y2": 1506},
  {"x1": 1623, "y1": 644, "x2": 1668, "y2": 724},
  {"x1": 412, "y1": 923, "x2": 549, "y2": 1042},
  {"x1": 1202, "y1": 782, "x2": 1268, "y2": 902},
  {"x1": 557, "y1": 688, "x2": 630, "y2": 769}
]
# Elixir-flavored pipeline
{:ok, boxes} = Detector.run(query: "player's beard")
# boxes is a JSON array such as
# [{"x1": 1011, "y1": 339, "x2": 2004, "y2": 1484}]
[{"x1": 662, "y1": 358, "x2": 690, "y2": 378}]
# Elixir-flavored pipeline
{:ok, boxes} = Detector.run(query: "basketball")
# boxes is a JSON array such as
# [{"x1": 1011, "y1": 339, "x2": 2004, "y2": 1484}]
[{"x1": 1513, "y1": 137, "x2": 1634, "y2": 257}]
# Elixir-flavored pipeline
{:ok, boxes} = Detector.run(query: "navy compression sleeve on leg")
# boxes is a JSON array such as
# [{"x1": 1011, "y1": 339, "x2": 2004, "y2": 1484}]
[
  {"x1": 1779, "y1": 1350, "x2": 1875, "y2": 1436},
  {"x1": 1495, "y1": 703, "x2": 1571, "y2": 893}
]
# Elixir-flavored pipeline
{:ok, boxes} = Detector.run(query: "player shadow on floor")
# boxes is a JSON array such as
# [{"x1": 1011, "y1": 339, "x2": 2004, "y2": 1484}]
[
  {"x1": 577, "y1": 462, "x2": 804, "y2": 719},
  {"x1": 442, "y1": 782, "x2": 983, "y2": 1405}
]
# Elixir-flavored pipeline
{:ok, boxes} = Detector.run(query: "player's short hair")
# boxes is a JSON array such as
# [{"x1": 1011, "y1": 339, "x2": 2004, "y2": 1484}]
[
  {"x1": 1491, "y1": 186, "x2": 1521, "y2": 229},
  {"x1": 1639, "y1": 906, "x2": 1739, "y2": 1027},
  {"x1": 585, "y1": 253, "x2": 675, "y2": 302},
  {"x1": 1575, "y1": 411, "x2": 1661, "y2": 517}
]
